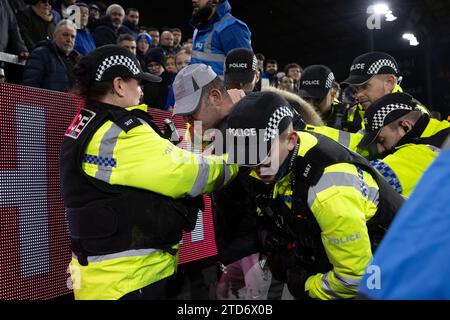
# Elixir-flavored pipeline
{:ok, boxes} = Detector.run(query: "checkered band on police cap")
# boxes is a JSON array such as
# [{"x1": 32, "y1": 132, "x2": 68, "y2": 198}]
[
  {"x1": 367, "y1": 59, "x2": 399, "y2": 75},
  {"x1": 370, "y1": 103, "x2": 414, "y2": 131},
  {"x1": 325, "y1": 72, "x2": 335, "y2": 89},
  {"x1": 264, "y1": 105, "x2": 294, "y2": 141},
  {"x1": 95, "y1": 55, "x2": 140, "y2": 81}
]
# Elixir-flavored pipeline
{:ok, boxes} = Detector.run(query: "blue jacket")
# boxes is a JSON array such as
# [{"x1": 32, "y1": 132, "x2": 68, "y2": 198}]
[
  {"x1": 191, "y1": 0, "x2": 251, "y2": 76},
  {"x1": 74, "y1": 28, "x2": 96, "y2": 56},
  {"x1": 358, "y1": 141, "x2": 450, "y2": 299},
  {"x1": 22, "y1": 40, "x2": 80, "y2": 92}
]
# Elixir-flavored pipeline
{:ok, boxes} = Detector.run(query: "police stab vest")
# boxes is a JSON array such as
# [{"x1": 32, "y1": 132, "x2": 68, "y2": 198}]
[{"x1": 60, "y1": 101, "x2": 202, "y2": 266}]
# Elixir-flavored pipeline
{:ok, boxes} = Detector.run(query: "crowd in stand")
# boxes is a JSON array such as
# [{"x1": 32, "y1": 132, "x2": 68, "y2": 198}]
[{"x1": 0, "y1": 0, "x2": 315, "y2": 111}]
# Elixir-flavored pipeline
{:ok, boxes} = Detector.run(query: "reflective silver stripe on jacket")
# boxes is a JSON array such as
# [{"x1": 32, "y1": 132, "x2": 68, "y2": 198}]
[
  {"x1": 223, "y1": 161, "x2": 232, "y2": 186},
  {"x1": 338, "y1": 130, "x2": 352, "y2": 148},
  {"x1": 425, "y1": 144, "x2": 440, "y2": 153},
  {"x1": 95, "y1": 123, "x2": 122, "y2": 183},
  {"x1": 307, "y1": 171, "x2": 380, "y2": 208},
  {"x1": 189, "y1": 154, "x2": 211, "y2": 197},
  {"x1": 72, "y1": 248, "x2": 161, "y2": 263},
  {"x1": 191, "y1": 50, "x2": 226, "y2": 62},
  {"x1": 192, "y1": 15, "x2": 234, "y2": 63},
  {"x1": 333, "y1": 272, "x2": 361, "y2": 290}
]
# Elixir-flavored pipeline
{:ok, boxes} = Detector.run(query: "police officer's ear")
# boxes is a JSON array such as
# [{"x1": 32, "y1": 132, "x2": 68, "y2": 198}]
[
  {"x1": 398, "y1": 119, "x2": 413, "y2": 134},
  {"x1": 112, "y1": 77, "x2": 126, "y2": 97}
]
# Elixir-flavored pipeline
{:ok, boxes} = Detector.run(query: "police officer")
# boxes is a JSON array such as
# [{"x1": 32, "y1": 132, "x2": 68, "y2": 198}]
[
  {"x1": 60, "y1": 45, "x2": 237, "y2": 300},
  {"x1": 341, "y1": 51, "x2": 406, "y2": 132},
  {"x1": 190, "y1": 0, "x2": 252, "y2": 76},
  {"x1": 358, "y1": 92, "x2": 450, "y2": 197},
  {"x1": 225, "y1": 91, "x2": 404, "y2": 300},
  {"x1": 172, "y1": 63, "x2": 271, "y2": 300},
  {"x1": 298, "y1": 65, "x2": 348, "y2": 130}
]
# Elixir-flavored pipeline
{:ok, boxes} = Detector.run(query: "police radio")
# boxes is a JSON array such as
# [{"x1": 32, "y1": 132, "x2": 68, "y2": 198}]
[{"x1": 163, "y1": 119, "x2": 181, "y2": 145}]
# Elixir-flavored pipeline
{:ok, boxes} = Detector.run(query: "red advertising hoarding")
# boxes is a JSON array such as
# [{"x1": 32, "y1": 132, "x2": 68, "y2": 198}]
[{"x1": 0, "y1": 83, "x2": 217, "y2": 300}]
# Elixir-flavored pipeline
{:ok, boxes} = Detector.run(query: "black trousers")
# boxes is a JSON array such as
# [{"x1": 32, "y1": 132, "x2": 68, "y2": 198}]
[{"x1": 119, "y1": 276, "x2": 173, "y2": 300}]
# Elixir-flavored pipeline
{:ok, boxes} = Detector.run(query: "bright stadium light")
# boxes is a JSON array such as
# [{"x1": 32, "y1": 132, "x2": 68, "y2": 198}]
[
  {"x1": 373, "y1": 3, "x2": 390, "y2": 15},
  {"x1": 385, "y1": 11, "x2": 397, "y2": 21},
  {"x1": 402, "y1": 33, "x2": 419, "y2": 46}
]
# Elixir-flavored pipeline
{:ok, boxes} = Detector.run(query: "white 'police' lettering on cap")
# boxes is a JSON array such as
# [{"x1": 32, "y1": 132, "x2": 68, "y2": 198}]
[
  {"x1": 367, "y1": 59, "x2": 398, "y2": 75},
  {"x1": 95, "y1": 55, "x2": 140, "y2": 81},
  {"x1": 264, "y1": 106, "x2": 294, "y2": 141},
  {"x1": 371, "y1": 103, "x2": 413, "y2": 130}
]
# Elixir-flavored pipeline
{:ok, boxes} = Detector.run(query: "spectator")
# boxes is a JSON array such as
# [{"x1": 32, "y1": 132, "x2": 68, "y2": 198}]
[
  {"x1": 255, "y1": 53, "x2": 265, "y2": 72},
  {"x1": 17, "y1": 0, "x2": 58, "y2": 51},
  {"x1": 117, "y1": 34, "x2": 136, "y2": 55},
  {"x1": 116, "y1": 33, "x2": 147, "y2": 74},
  {"x1": 73, "y1": 2, "x2": 96, "y2": 56},
  {"x1": 136, "y1": 32, "x2": 152, "y2": 66},
  {"x1": 175, "y1": 50, "x2": 191, "y2": 71},
  {"x1": 0, "y1": 0, "x2": 29, "y2": 59},
  {"x1": 171, "y1": 27, "x2": 182, "y2": 53},
  {"x1": 278, "y1": 75, "x2": 294, "y2": 93},
  {"x1": 159, "y1": 30, "x2": 175, "y2": 56},
  {"x1": 261, "y1": 59, "x2": 279, "y2": 88},
  {"x1": 190, "y1": 0, "x2": 252, "y2": 76},
  {"x1": 224, "y1": 48, "x2": 258, "y2": 93},
  {"x1": 92, "y1": 4, "x2": 124, "y2": 47},
  {"x1": 55, "y1": 0, "x2": 75, "y2": 19},
  {"x1": 0, "y1": 67, "x2": 6, "y2": 83},
  {"x1": 147, "y1": 27, "x2": 160, "y2": 47},
  {"x1": 87, "y1": 3, "x2": 100, "y2": 29},
  {"x1": 143, "y1": 47, "x2": 173, "y2": 109},
  {"x1": 22, "y1": 19, "x2": 80, "y2": 92},
  {"x1": 254, "y1": 53, "x2": 265, "y2": 91},
  {"x1": 284, "y1": 63, "x2": 302, "y2": 93},
  {"x1": 164, "y1": 50, "x2": 192, "y2": 110},
  {"x1": 164, "y1": 54, "x2": 177, "y2": 74},
  {"x1": 121, "y1": 7, "x2": 140, "y2": 37}
]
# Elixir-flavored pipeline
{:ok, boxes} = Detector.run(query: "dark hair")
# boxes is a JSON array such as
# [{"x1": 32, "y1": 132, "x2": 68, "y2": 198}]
[
  {"x1": 147, "y1": 27, "x2": 159, "y2": 32},
  {"x1": 171, "y1": 27, "x2": 182, "y2": 33},
  {"x1": 117, "y1": 34, "x2": 135, "y2": 44},
  {"x1": 284, "y1": 63, "x2": 303, "y2": 74},
  {"x1": 265, "y1": 59, "x2": 278, "y2": 66},
  {"x1": 255, "y1": 53, "x2": 265, "y2": 61},
  {"x1": 125, "y1": 8, "x2": 139, "y2": 15},
  {"x1": 73, "y1": 62, "x2": 113, "y2": 101}
]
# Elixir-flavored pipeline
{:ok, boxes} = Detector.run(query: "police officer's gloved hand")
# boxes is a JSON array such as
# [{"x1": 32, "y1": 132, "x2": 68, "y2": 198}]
[
  {"x1": 286, "y1": 266, "x2": 312, "y2": 299},
  {"x1": 258, "y1": 227, "x2": 289, "y2": 252}
]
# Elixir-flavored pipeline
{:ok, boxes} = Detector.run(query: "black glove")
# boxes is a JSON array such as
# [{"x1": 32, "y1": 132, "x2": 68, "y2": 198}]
[
  {"x1": 258, "y1": 227, "x2": 290, "y2": 253},
  {"x1": 286, "y1": 266, "x2": 311, "y2": 299}
]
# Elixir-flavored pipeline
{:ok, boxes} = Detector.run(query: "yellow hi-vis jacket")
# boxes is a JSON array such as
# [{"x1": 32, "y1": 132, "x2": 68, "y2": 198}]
[
  {"x1": 273, "y1": 132, "x2": 379, "y2": 299},
  {"x1": 371, "y1": 118, "x2": 450, "y2": 197},
  {"x1": 69, "y1": 104, "x2": 238, "y2": 300}
]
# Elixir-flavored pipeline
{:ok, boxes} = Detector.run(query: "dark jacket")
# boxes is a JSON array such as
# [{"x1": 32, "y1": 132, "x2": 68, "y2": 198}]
[
  {"x1": 120, "y1": 20, "x2": 139, "y2": 38},
  {"x1": 142, "y1": 71, "x2": 174, "y2": 110},
  {"x1": 22, "y1": 40, "x2": 80, "y2": 92},
  {"x1": 0, "y1": 0, "x2": 28, "y2": 54},
  {"x1": 16, "y1": 5, "x2": 57, "y2": 51},
  {"x1": 92, "y1": 16, "x2": 120, "y2": 47}
]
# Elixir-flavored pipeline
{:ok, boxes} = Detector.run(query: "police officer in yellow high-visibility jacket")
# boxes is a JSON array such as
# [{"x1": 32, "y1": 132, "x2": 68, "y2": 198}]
[
  {"x1": 225, "y1": 91, "x2": 404, "y2": 300},
  {"x1": 358, "y1": 92, "x2": 450, "y2": 197},
  {"x1": 60, "y1": 45, "x2": 237, "y2": 300}
]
